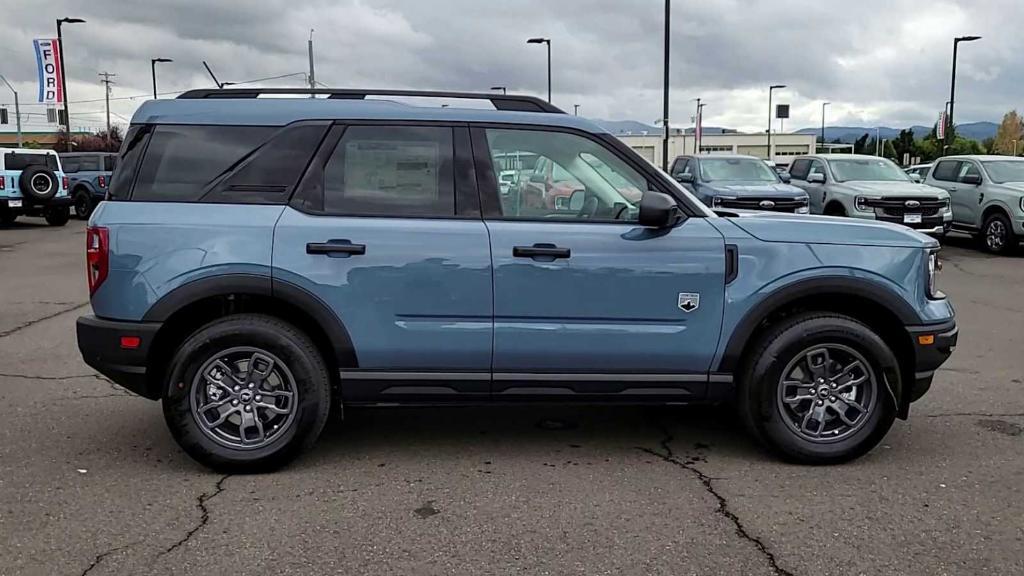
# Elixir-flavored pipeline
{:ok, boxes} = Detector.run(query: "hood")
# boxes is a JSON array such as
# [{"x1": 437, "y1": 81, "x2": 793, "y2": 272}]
[
  {"x1": 721, "y1": 211, "x2": 938, "y2": 249},
  {"x1": 837, "y1": 181, "x2": 948, "y2": 197},
  {"x1": 704, "y1": 182, "x2": 807, "y2": 198}
]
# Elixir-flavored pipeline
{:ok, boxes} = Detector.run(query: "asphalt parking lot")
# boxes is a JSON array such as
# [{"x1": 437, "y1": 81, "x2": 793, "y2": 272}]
[{"x1": 1, "y1": 217, "x2": 1022, "y2": 576}]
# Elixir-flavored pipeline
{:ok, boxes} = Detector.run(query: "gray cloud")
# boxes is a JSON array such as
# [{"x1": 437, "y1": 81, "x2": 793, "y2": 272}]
[{"x1": 1, "y1": 0, "x2": 1019, "y2": 134}]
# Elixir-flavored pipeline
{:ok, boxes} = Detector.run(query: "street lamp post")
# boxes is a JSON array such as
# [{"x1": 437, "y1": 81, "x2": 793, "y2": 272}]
[
  {"x1": 56, "y1": 17, "x2": 86, "y2": 152},
  {"x1": 151, "y1": 58, "x2": 173, "y2": 99},
  {"x1": 0, "y1": 75, "x2": 22, "y2": 147},
  {"x1": 821, "y1": 101, "x2": 830, "y2": 152},
  {"x1": 767, "y1": 84, "x2": 786, "y2": 162},
  {"x1": 573, "y1": 104, "x2": 580, "y2": 116},
  {"x1": 947, "y1": 35, "x2": 982, "y2": 148},
  {"x1": 692, "y1": 98, "x2": 702, "y2": 154},
  {"x1": 526, "y1": 38, "x2": 551, "y2": 103},
  {"x1": 661, "y1": 0, "x2": 670, "y2": 171},
  {"x1": 490, "y1": 86, "x2": 507, "y2": 95}
]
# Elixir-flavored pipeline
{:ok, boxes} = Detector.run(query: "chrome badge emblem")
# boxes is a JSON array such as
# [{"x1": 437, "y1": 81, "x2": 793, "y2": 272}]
[
  {"x1": 678, "y1": 292, "x2": 700, "y2": 312},
  {"x1": 905, "y1": 200, "x2": 921, "y2": 208},
  {"x1": 759, "y1": 200, "x2": 776, "y2": 209}
]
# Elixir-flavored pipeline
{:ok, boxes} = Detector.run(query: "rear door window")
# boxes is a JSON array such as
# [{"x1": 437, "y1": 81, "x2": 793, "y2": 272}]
[
  {"x1": 322, "y1": 125, "x2": 455, "y2": 217},
  {"x1": 132, "y1": 125, "x2": 274, "y2": 201},
  {"x1": 931, "y1": 160, "x2": 961, "y2": 182}
]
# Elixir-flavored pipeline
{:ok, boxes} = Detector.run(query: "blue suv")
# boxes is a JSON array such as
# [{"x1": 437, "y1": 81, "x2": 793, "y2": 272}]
[{"x1": 76, "y1": 89, "x2": 957, "y2": 472}]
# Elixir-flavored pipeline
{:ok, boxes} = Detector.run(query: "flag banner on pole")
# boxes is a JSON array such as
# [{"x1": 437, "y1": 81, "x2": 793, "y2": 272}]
[
  {"x1": 33, "y1": 39, "x2": 63, "y2": 104},
  {"x1": 937, "y1": 111, "x2": 946, "y2": 140}
]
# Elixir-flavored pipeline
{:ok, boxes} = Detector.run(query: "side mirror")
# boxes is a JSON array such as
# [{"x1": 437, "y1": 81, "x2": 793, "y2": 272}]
[
  {"x1": 962, "y1": 173, "x2": 982, "y2": 186},
  {"x1": 779, "y1": 172, "x2": 792, "y2": 183},
  {"x1": 807, "y1": 173, "x2": 826, "y2": 184},
  {"x1": 909, "y1": 173, "x2": 922, "y2": 183},
  {"x1": 638, "y1": 191, "x2": 681, "y2": 228},
  {"x1": 674, "y1": 172, "x2": 694, "y2": 183}
]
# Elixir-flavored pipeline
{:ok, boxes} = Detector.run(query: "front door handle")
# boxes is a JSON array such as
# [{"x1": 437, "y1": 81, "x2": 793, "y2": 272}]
[
  {"x1": 513, "y1": 244, "x2": 571, "y2": 260},
  {"x1": 306, "y1": 240, "x2": 366, "y2": 256}
]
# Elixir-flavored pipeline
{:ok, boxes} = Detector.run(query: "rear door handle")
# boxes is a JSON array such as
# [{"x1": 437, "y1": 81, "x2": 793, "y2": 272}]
[
  {"x1": 306, "y1": 240, "x2": 366, "y2": 256},
  {"x1": 513, "y1": 244, "x2": 571, "y2": 260}
]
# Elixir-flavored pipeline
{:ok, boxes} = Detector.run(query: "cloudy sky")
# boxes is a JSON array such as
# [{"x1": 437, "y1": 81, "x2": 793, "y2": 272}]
[{"x1": 0, "y1": 0, "x2": 1019, "y2": 135}]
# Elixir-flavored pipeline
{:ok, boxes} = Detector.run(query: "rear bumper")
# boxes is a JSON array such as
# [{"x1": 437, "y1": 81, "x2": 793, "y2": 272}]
[
  {"x1": 1, "y1": 195, "x2": 73, "y2": 214},
  {"x1": 76, "y1": 314, "x2": 162, "y2": 400},
  {"x1": 904, "y1": 318, "x2": 958, "y2": 407}
]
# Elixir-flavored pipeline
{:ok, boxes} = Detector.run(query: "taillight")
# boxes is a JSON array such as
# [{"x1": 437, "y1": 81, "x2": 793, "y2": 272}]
[
  {"x1": 62, "y1": 176, "x2": 69, "y2": 190},
  {"x1": 98, "y1": 175, "x2": 106, "y2": 188},
  {"x1": 86, "y1": 226, "x2": 109, "y2": 296},
  {"x1": 0, "y1": 177, "x2": 4, "y2": 190}
]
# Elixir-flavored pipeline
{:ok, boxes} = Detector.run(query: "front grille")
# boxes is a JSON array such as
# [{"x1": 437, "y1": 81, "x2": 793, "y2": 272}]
[
  {"x1": 717, "y1": 197, "x2": 807, "y2": 213},
  {"x1": 861, "y1": 196, "x2": 945, "y2": 218}
]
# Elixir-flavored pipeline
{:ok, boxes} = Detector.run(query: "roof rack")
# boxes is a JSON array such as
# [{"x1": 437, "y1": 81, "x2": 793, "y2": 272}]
[{"x1": 176, "y1": 88, "x2": 564, "y2": 114}]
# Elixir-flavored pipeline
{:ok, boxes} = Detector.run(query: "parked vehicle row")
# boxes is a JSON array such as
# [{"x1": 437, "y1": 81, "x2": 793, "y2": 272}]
[{"x1": 76, "y1": 89, "x2": 955, "y2": 473}]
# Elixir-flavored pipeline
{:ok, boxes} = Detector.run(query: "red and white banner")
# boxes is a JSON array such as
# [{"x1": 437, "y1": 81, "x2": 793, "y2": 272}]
[
  {"x1": 937, "y1": 111, "x2": 946, "y2": 140},
  {"x1": 33, "y1": 38, "x2": 63, "y2": 104}
]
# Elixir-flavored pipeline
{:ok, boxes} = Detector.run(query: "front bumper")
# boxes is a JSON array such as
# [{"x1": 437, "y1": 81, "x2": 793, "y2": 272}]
[
  {"x1": 77, "y1": 315, "x2": 162, "y2": 400},
  {"x1": 903, "y1": 318, "x2": 958, "y2": 409}
]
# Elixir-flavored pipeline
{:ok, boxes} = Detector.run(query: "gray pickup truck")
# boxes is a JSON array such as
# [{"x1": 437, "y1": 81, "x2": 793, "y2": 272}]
[{"x1": 925, "y1": 155, "x2": 1024, "y2": 254}]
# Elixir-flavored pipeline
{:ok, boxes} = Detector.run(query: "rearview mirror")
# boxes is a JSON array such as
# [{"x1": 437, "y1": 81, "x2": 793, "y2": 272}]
[
  {"x1": 779, "y1": 172, "x2": 792, "y2": 183},
  {"x1": 638, "y1": 191, "x2": 682, "y2": 228},
  {"x1": 807, "y1": 173, "x2": 825, "y2": 184},
  {"x1": 909, "y1": 173, "x2": 922, "y2": 183},
  {"x1": 674, "y1": 172, "x2": 694, "y2": 184},
  {"x1": 962, "y1": 173, "x2": 982, "y2": 186}
]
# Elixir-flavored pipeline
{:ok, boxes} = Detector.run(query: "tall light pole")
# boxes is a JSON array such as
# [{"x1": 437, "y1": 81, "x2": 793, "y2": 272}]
[
  {"x1": 821, "y1": 101, "x2": 830, "y2": 152},
  {"x1": 308, "y1": 29, "x2": 315, "y2": 97},
  {"x1": 0, "y1": 75, "x2": 22, "y2": 147},
  {"x1": 692, "y1": 98, "x2": 701, "y2": 154},
  {"x1": 661, "y1": 0, "x2": 670, "y2": 171},
  {"x1": 526, "y1": 38, "x2": 551, "y2": 103},
  {"x1": 573, "y1": 104, "x2": 580, "y2": 116},
  {"x1": 875, "y1": 126, "x2": 881, "y2": 156},
  {"x1": 151, "y1": 58, "x2": 172, "y2": 99},
  {"x1": 56, "y1": 17, "x2": 85, "y2": 152},
  {"x1": 767, "y1": 84, "x2": 785, "y2": 161},
  {"x1": 490, "y1": 86, "x2": 507, "y2": 95},
  {"x1": 947, "y1": 35, "x2": 981, "y2": 148}
]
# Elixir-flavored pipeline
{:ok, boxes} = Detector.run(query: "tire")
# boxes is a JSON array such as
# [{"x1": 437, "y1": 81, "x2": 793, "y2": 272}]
[
  {"x1": 44, "y1": 207, "x2": 70, "y2": 226},
  {"x1": 18, "y1": 165, "x2": 59, "y2": 202},
  {"x1": 737, "y1": 312, "x2": 898, "y2": 464},
  {"x1": 980, "y1": 212, "x2": 1017, "y2": 255},
  {"x1": 73, "y1": 190, "x2": 93, "y2": 220},
  {"x1": 162, "y1": 314, "x2": 332, "y2": 473},
  {"x1": 824, "y1": 202, "x2": 847, "y2": 217}
]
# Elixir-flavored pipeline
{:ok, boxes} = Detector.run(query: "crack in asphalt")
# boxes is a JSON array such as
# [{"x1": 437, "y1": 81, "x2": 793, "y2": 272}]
[
  {"x1": 79, "y1": 541, "x2": 140, "y2": 576},
  {"x1": 159, "y1": 475, "x2": 231, "y2": 557},
  {"x1": 0, "y1": 301, "x2": 89, "y2": 338},
  {"x1": 0, "y1": 372, "x2": 132, "y2": 399},
  {"x1": 638, "y1": 426, "x2": 795, "y2": 576},
  {"x1": 925, "y1": 412, "x2": 1024, "y2": 418}
]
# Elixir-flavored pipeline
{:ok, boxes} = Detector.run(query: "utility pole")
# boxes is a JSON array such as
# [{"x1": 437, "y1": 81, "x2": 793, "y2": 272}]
[
  {"x1": 661, "y1": 0, "x2": 670, "y2": 171},
  {"x1": 99, "y1": 72, "x2": 115, "y2": 149},
  {"x1": 308, "y1": 29, "x2": 316, "y2": 97},
  {"x1": 0, "y1": 74, "x2": 21, "y2": 147}
]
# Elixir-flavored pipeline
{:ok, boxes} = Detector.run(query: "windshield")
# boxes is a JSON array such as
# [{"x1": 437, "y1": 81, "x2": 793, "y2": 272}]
[
  {"x1": 982, "y1": 160, "x2": 1024, "y2": 184},
  {"x1": 828, "y1": 158, "x2": 909, "y2": 182},
  {"x1": 699, "y1": 158, "x2": 779, "y2": 183}
]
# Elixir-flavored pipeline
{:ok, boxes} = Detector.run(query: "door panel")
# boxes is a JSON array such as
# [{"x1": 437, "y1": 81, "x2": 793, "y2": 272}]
[{"x1": 487, "y1": 218, "x2": 726, "y2": 396}]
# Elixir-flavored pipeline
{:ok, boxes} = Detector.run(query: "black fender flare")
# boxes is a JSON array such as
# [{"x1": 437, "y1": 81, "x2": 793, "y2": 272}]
[
  {"x1": 143, "y1": 273, "x2": 357, "y2": 368},
  {"x1": 717, "y1": 276, "x2": 920, "y2": 374}
]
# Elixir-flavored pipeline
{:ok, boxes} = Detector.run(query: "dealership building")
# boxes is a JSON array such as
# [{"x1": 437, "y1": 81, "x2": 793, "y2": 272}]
[{"x1": 615, "y1": 132, "x2": 824, "y2": 167}]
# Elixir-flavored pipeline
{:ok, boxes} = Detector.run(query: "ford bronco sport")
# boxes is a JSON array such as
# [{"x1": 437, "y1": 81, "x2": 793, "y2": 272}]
[
  {"x1": 0, "y1": 148, "x2": 71, "y2": 226},
  {"x1": 76, "y1": 89, "x2": 957, "y2": 472}
]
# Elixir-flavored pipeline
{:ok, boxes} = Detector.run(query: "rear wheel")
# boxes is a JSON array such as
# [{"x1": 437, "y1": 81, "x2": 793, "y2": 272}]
[
  {"x1": 162, "y1": 314, "x2": 332, "y2": 472},
  {"x1": 980, "y1": 212, "x2": 1017, "y2": 255},
  {"x1": 737, "y1": 312, "x2": 898, "y2": 464},
  {"x1": 74, "y1": 190, "x2": 93, "y2": 220},
  {"x1": 44, "y1": 207, "x2": 69, "y2": 226},
  {"x1": 824, "y1": 202, "x2": 847, "y2": 217}
]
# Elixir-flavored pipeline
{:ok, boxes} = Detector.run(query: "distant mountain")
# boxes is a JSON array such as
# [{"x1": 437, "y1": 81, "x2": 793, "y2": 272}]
[{"x1": 794, "y1": 121, "x2": 998, "y2": 143}]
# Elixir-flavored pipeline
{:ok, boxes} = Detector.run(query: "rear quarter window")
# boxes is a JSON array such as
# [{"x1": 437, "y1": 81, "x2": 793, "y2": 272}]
[{"x1": 931, "y1": 160, "x2": 960, "y2": 182}]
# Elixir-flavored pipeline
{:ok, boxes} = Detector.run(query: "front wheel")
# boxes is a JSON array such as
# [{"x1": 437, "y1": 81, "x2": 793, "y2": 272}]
[
  {"x1": 162, "y1": 314, "x2": 332, "y2": 472},
  {"x1": 737, "y1": 313, "x2": 898, "y2": 464},
  {"x1": 44, "y1": 207, "x2": 70, "y2": 226},
  {"x1": 980, "y1": 212, "x2": 1017, "y2": 255}
]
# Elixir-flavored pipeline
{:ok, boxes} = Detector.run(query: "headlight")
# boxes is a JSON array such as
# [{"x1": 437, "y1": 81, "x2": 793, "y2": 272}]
[
  {"x1": 927, "y1": 251, "x2": 943, "y2": 299},
  {"x1": 1020, "y1": 196, "x2": 1024, "y2": 212},
  {"x1": 855, "y1": 196, "x2": 879, "y2": 212}
]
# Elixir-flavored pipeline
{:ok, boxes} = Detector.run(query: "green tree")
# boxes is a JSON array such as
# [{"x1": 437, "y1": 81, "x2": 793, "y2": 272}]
[
  {"x1": 992, "y1": 110, "x2": 1023, "y2": 155},
  {"x1": 892, "y1": 129, "x2": 916, "y2": 164}
]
